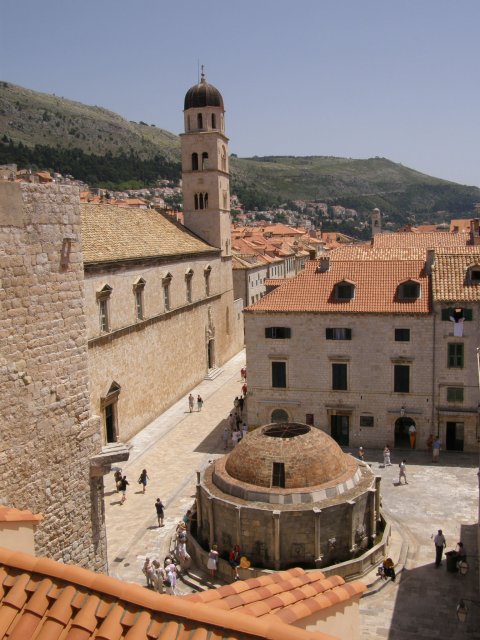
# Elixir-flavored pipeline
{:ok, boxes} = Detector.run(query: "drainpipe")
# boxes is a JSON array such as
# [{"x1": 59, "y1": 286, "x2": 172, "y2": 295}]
[{"x1": 432, "y1": 304, "x2": 437, "y2": 440}]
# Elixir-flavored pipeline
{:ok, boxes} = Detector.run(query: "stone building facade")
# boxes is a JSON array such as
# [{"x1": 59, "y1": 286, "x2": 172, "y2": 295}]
[
  {"x1": 0, "y1": 181, "x2": 108, "y2": 570},
  {"x1": 245, "y1": 234, "x2": 480, "y2": 453}
]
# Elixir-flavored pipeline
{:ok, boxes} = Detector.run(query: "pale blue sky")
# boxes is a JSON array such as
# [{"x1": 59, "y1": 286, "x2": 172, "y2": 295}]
[{"x1": 2, "y1": 0, "x2": 479, "y2": 186}]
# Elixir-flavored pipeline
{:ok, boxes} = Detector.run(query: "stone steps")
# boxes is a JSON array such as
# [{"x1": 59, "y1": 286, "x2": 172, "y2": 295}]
[{"x1": 204, "y1": 367, "x2": 223, "y2": 381}]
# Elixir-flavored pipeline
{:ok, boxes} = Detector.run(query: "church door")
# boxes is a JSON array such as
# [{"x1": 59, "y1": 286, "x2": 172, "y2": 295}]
[
  {"x1": 394, "y1": 417, "x2": 414, "y2": 448},
  {"x1": 207, "y1": 339, "x2": 215, "y2": 369}
]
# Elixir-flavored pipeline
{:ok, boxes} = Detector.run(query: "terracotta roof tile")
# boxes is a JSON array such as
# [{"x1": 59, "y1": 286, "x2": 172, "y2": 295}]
[
  {"x1": 80, "y1": 203, "x2": 215, "y2": 265},
  {"x1": 245, "y1": 258, "x2": 430, "y2": 314},
  {"x1": 0, "y1": 506, "x2": 43, "y2": 523},
  {"x1": 432, "y1": 252, "x2": 480, "y2": 301},
  {"x1": 0, "y1": 548, "x2": 335, "y2": 640},
  {"x1": 373, "y1": 231, "x2": 469, "y2": 249}
]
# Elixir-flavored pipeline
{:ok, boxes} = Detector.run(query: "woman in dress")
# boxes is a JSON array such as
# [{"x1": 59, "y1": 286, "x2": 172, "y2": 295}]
[
  {"x1": 207, "y1": 544, "x2": 219, "y2": 578},
  {"x1": 139, "y1": 469, "x2": 149, "y2": 493}
]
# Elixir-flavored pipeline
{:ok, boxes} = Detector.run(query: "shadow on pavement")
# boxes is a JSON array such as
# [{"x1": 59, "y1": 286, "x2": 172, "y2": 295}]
[
  {"x1": 194, "y1": 417, "x2": 230, "y2": 454},
  {"x1": 387, "y1": 522, "x2": 479, "y2": 640}
]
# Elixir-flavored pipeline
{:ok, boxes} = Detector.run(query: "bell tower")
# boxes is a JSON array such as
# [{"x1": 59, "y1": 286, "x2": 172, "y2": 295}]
[{"x1": 181, "y1": 69, "x2": 231, "y2": 257}]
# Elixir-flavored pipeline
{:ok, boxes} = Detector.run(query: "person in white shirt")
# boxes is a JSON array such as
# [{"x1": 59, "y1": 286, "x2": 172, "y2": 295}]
[{"x1": 434, "y1": 529, "x2": 446, "y2": 567}]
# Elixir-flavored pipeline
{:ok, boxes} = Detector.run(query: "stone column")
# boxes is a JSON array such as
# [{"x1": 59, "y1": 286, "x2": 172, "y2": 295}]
[
  {"x1": 368, "y1": 488, "x2": 377, "y2": 544},
  {"x1": 374, "y1": 475, "x2": 381, "y2": 531},
  {"x1": 207, "y1": 497, "x2": 215, "y2": 548},
  {"x1": 273, "y1": 510, "x2": 281, "y2": 570},
  {"x1": 347, "y1": 500, "x2": 356, "y2": 552},
  {"x1": 195, "y1": 471, "x2": 203, "y2": 533},
  {"x1": 313, "y1": 507, "x2": 322, "y2": 564},
  {"x1": 235, "y1": 506, "x2": 242, "y2": 546}
]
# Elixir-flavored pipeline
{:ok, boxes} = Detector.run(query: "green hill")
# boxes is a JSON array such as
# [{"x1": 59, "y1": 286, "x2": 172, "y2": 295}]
[{"x1": 1, "y1": 81, "x2": 479, "y2": 220}]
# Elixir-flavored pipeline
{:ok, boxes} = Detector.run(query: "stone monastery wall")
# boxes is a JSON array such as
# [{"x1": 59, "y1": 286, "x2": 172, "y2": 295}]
[{"x1": 0, "y1": 182, "x2": 107, "y2": 571}]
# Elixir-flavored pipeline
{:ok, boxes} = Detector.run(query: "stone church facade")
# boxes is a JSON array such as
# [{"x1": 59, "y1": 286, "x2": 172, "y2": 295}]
[{"x1": 84, "y1": 73, "x2": 243, "y2": 443}]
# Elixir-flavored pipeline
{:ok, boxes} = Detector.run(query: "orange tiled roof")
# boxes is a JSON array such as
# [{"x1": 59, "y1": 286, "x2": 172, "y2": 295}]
[
  {"x1": 0, "y1": 507, "x2": 42, "y2": 523},
  {"x1": 245, "y1": 258, "x2": 430, "y2": 314},
  {"x1": 432, "y1": 252, "x2": 480, "y2": 301},
  {"x1": 0, "y1": 548, "x2": 337, "y2": 640},
  {"x1": 372, "y1": 231, "x2": 469, "y2": 249},
  {"x1": 183, "y1": 568, "x2": 365, "y2": 626},
  {"x1": 80, "y1": 203, "x2": 214, "y2": 264},
  {"x1": 450, "y1": 219, "x2": 472, "y2": 233}
]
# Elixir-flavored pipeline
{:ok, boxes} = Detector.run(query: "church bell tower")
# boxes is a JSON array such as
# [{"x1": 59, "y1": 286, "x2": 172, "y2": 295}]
[{"x1": 181, "y1": 69, "x2": 231, "y2": 257}]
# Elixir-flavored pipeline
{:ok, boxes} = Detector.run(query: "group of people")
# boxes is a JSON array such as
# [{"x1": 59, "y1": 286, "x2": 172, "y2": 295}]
[
  {"x1": 142, "y1": 556, "x2": 178, "y2": 594},
  {"x1": 206, "y1": 543, "x2": 242, "y2": 581},
  {"x1": 188, "y1": 393, "x2": 203, "y2": 412},
  {"x1": 114, "y1": 468, "x2": 151, "y2": 503},
  {"x1": 433, "y1": 530, "x2": 466, "y2": 569},
  {"x1": 223, "y1": 416, "x2": 248, "y2": 449}
]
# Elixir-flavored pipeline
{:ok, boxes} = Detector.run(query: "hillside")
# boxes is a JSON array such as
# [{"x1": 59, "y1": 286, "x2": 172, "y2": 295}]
[{"x1": 1, "y1": 81, "x2": 479, "y2": 219}]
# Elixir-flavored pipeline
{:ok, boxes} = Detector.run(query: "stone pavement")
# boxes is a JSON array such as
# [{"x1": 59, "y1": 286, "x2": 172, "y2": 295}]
[
  {"x1": 104, "y1": 349, "x2": 246, "y2": 588},
  {"x1": 104, "y1": 352, "x2": 480, "y2": 637},
  {"x1": 356, "y1": 448, "x2": 480, "y2": 640}
]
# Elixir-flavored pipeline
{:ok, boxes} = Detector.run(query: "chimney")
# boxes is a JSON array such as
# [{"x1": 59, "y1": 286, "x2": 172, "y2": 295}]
[
  {"x1": 316, "y1": 256, "x2": 330, "y2": 273},
  {"x1": 425, "y1": 248, "x2": 435, "y2": 274},
  {"x1": 469, "y1": 218, "x2": 480, "y2": 246}
]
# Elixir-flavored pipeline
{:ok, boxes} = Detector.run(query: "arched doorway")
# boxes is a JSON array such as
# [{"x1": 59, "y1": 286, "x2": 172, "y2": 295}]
[
  {"x1": 394, "y1": 417, "x2": 415, "y2": 449},
  {"x1": 207, "y1": 339, "x2": 215, "y2": 369},
  {"x1": 271, "y1": 409, "x2": 289, "y2": 423},
  {"x1": 101, "y1": 381, "x2": 121, "y2": 443}
]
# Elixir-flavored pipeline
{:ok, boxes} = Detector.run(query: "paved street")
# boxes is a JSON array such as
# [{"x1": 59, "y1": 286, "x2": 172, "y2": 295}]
[{"x1": 104, "y1": 348, "x2": 480, "y2": 639}]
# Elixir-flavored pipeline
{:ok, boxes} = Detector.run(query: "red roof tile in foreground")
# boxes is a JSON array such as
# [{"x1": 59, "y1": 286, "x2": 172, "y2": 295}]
[
  {"x1": 432, "y1": 252, "x2": 480, "y2": 302},
  {"x1": 0, "y1": 548, "x2": 338, "y2": 640},
  {"x1": 183, "y1": 568, "x2": 366, "y2": 626},
  {"x1": 245, "y1": 258, "x2": 430, "y2": 314},
  {"x1": 0, "y1": 506, "x2": 43, "y2": 523}
]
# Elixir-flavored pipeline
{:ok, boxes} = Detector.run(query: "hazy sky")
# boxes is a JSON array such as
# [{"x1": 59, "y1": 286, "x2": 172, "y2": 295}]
[{"x1": 2, "y1": 0, "x2": 479, "y2": 186}]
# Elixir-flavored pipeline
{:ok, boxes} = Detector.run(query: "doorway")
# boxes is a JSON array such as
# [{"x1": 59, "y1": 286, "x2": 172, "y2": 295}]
[
  {"x1": 446, "y1": 421, "x2": 464, "y2": 451},
  {"x1": 394, "y1": 417, "x2": 414, "y2": 448},
  {"x1": 105, "y1": 403, "x2": 116, "y2": 443},
  {"x1": 331, "y1": 415, "x2": 349, "y2": 446},
  {"x1": 207, "y1": 339, "x2": 215, "y2": 369}
]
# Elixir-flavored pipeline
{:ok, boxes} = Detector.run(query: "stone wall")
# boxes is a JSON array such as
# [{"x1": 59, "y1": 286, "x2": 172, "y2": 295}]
[{"x1": 0, "y1": 182, "x2": 107, "y2": 571}]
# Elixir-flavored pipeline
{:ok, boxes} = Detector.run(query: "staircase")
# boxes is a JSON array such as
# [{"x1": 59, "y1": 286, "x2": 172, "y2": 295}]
[{"x1": 204, "y1": 367, "x2": 223, "y2": 381}]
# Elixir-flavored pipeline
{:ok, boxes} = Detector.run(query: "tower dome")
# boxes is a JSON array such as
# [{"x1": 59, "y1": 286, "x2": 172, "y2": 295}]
[
  {"x1": 225, "y1": 423, "x2": 349, "y2": 489},
  {"x1": 184, "y1": 72, "x2": 224, "y2": 110}
]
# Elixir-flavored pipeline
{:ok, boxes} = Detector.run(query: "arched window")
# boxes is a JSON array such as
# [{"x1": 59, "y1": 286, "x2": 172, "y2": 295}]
[
  {"x1": 185, "y1": 269, "x2": 193, "y2": 303},
  {"x1": 202, "y1": 152, "x2": 208, "y2": 170},
  {"x1": 223, "y1": 192, "x2": 228, "y2": 209},
  {"x1": 194, "y1": 194, "x2": 199, "y2": 210},
  {"x1": 187, "y1": 115, "x2": 191, "y2": 131},
  {"x1": 204, "y1": 192, "x2": 208, "y2": 208},
  {"x1": 197, "y1": 113, "x2": 203, "y2": 129},
  {"x1": 334, "y1": 280, "x2": 355, "y2": 300},
  {"x1": 271, "y1": 409, "x2": 289, "y2": 423},
  {"x1": 191, "y1": 153, "x2": 198, "y2": 171},
  {"x1": 221, "y1": 146, "x2": 227, "y2": 171},
  {"x1": 397, "y1": 280, "x2": 420, "y2": 301},
  {"x1": 204, "y1": 265, "x2": 211, "y2": 296},
  {"x1": 199, "y1": 193, "x2": 204, "y2": 209}
]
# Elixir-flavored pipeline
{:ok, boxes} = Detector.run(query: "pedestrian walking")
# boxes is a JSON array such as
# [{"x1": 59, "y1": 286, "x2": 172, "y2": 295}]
[
  {"x1": 229, "y1": 544, "x2": 241, "y2": 580},
  {"x1": 398, "y1": 459, "x2": 408, "y2": 484},
  {"x1": 241, "y1": 366, "x2": 247, "y2": 381},
  {"x1": 207, "y1": 544, "x2": 219, "y2": 578},
  {"x1": 409, "y1": 424, "x2": 417, "y2": 449},
  {"x1": 188, "y1": 393, "x2": 194, "y2": 413},
  {"x1": 242, "y1": 422, "x2": 248, "y2": 440},
  {"x1": 164, "y1": 558, "x2": 177, "y2": 595},
  {"x1": 238, "y1": 396, "x2": 244, "y2": 414},
  {"x1": 383, "y1": 445, "x2": 391, "y2": 467},
  {"x1": 138, "y1": 468, "x2": 149, "y2": 493},
  {"x1": 233, "y1": 397, "x2": 240, "y2": 413},
  {"x1": 222, "y1": 426, "x2": 230, "y2": 449},
  {"x1": 114, "y1": 469, "x2": 122, "y2": 492},
  {"x1": 155, "y1": 498, "x2": 165, "y2": 527},
  {"x1": 120, "y1": 475, "x2": 129, "y2": 504},
  {"x1": 152, "y1": 560, "x2": 166, "y2": 593},
  {"x1": 432, "y1": 436, "x2": 441, "y2": 462},
  {"x1": 426, "y1": 433, "x2": 433, "y2": 454},
  {"x1": 228, "y1": 413, "x2": 236, "y2": 431},
  {"x1": 358, "y1": 446, "x2": 365, "y2": 462},
  {"x1": 242, "y1": 383, "x2": 247, "y2": 397},
  {"x1": 434, "y1": 529, "x2": 446, "y2": 567},
  {"x1": 197, "y1": 395, "x2": 203, "y2": 411},
  {"x1": 142, "y1": 558, "x2": 155, "y2": 588}
]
